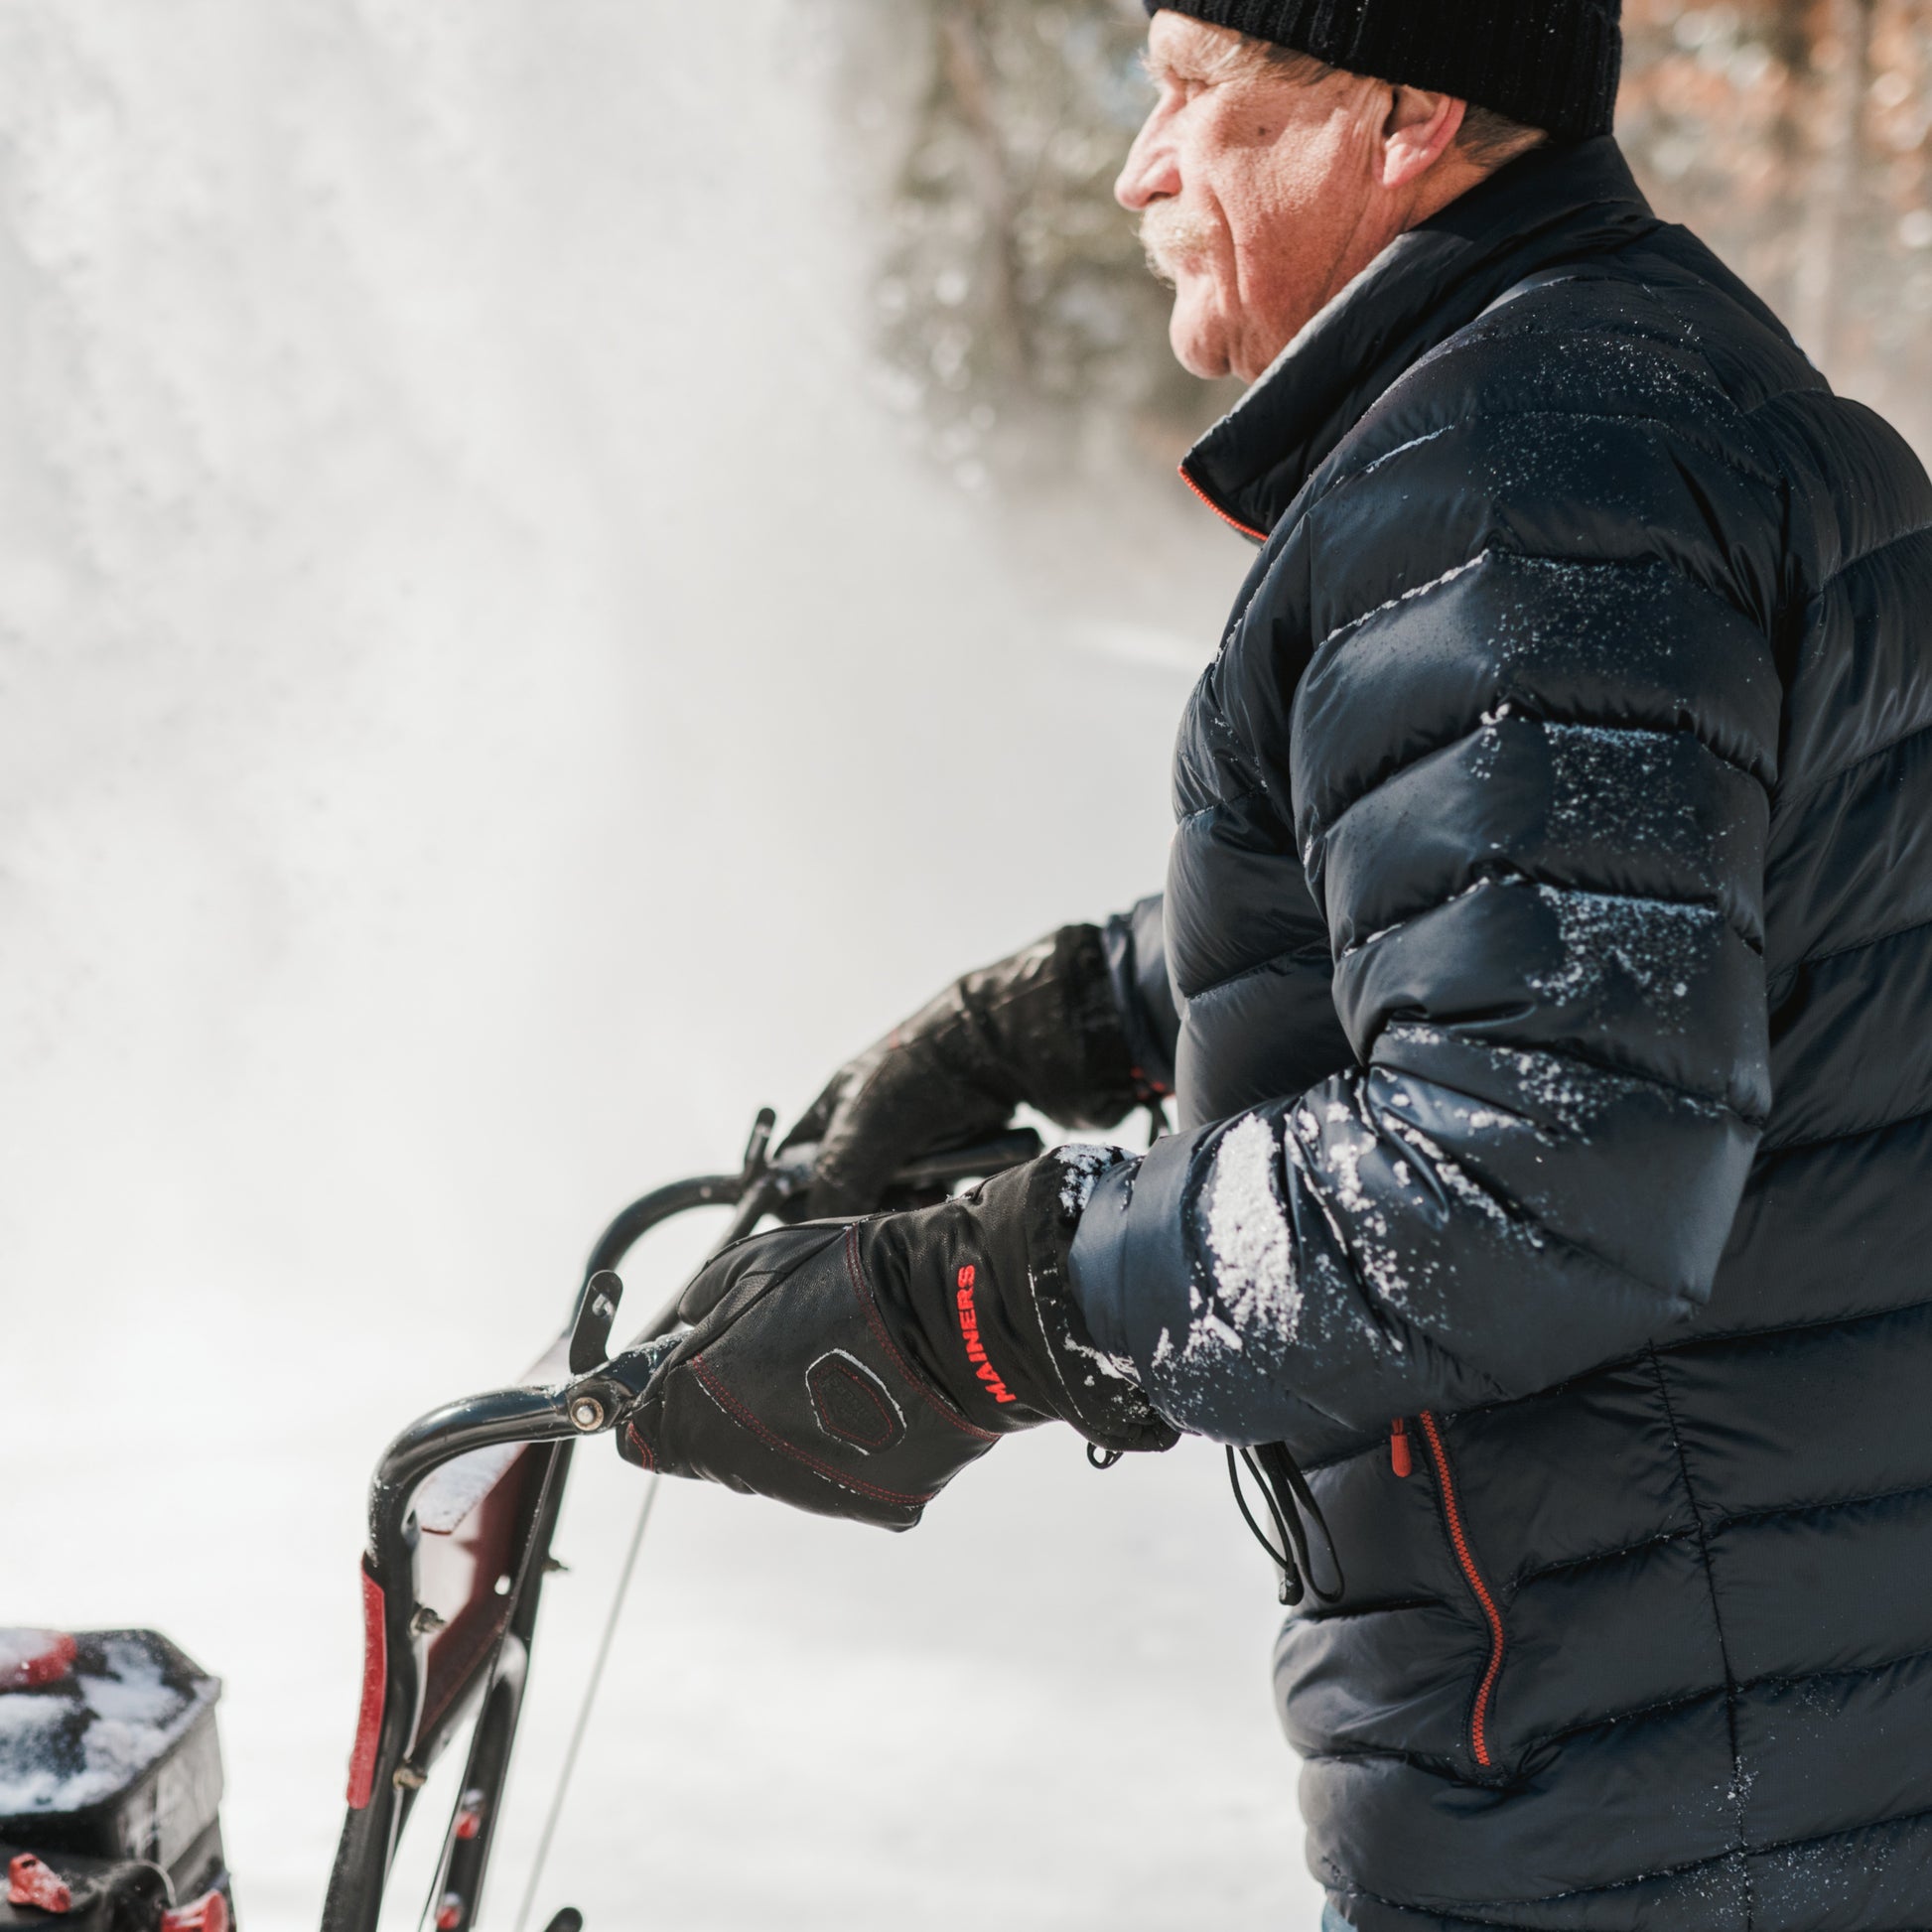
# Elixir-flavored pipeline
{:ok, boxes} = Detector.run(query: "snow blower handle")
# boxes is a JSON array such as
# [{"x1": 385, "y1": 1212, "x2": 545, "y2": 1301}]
[
  {"x1": 621, "y1": 1116, "x2": 1046, "y2": 1345},
  {"x1": 321, "y1": 1115, "x2": 1042, "y2": 1932},
  {"x1": 718, "y1": 1113, "x2": 1047, "y2": 1253},
  {"x1": 776, "y1": 1127, "x2": 1046, "y2": 1199}
]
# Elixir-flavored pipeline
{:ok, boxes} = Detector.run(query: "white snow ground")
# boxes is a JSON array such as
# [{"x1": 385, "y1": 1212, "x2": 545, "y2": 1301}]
[{"x1": 0, "y1": 6, "x2": 1325, "y2": 1929}]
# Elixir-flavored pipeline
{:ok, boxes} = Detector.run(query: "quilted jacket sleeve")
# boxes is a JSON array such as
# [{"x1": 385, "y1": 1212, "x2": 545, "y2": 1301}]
[
  {"x1": 1102, "y1": 893, "x2": 1180, "y2": 1098},
  {"x1": 1069, "y1": 383, "x2": 1783, "y2": 1447}
]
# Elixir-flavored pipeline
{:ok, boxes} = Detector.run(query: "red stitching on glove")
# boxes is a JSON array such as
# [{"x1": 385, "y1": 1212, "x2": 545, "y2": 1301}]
[
  {"x1": 841, "y1": 1226, "x2": 998, "y2": 1444},
  {"x1": 688, "y1": 1356, "x2": 937, "y2": 1509},
  {"x1": 623, "y1": 1424, "x2": 655, "y2": 1470}
]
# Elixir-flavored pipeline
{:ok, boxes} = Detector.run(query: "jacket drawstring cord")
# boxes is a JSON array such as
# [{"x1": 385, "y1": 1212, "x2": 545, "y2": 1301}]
[{"x1": 1226, "y1": 1442, "x2": 1346, "y2": 1607}]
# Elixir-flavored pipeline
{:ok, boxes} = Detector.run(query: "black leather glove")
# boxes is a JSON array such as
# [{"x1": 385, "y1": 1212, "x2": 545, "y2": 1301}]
[
  {"x1": 613, "y1": 1148, "x2": 1178, "y2": 1529},
  {"x1": 783, "y1": 924, "x2": 1152, "y2": 1219}
]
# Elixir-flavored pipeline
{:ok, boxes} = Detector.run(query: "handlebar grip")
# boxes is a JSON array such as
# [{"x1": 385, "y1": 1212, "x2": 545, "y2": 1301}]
[
  {"x1": 771, "y1": 1126, "x2": 1044, "y2": 1198},
  {"x1": 888, "y1": 1127, "x2": 1043, "y2": 1189},
  {"x1": 712, "y1": 1128, "x2": 1044, "y2": 1257},
  {"x1": 594, "y1": 1124, "x2": 1052, "y2": 1346}
]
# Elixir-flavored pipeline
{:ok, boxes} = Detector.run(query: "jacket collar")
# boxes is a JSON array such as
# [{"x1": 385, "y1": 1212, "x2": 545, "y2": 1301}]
[{"x1": 1179, "y1": 137, "x2": 1662, "y2": 541}]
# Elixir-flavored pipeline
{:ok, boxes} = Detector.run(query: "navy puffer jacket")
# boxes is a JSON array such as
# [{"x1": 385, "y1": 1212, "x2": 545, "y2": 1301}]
[{"x1": 1070, "y1": 137, "x2": 1932, "y2": 1930}]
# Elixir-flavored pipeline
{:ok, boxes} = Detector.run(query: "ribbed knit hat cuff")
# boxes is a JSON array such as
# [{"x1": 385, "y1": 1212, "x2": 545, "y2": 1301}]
[{"x1": 1142, "y1": 0, "x2": 1621, "y2": 143}]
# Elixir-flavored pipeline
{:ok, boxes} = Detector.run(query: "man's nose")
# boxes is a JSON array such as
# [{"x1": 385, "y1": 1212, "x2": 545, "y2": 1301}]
[{"x1": 1115, "y1": 115, "x2": 1179, "y2": 212}]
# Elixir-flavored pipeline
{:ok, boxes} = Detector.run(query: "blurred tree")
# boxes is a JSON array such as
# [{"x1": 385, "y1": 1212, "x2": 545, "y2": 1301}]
[
  {"x1": 1618, "y1": 0, "x2": 1932, "y2": 446},
  {"x1": 862, "y1": 0, "x2": 1230, "y2": 486},
  {"x1": 862, "y1": 0, "x2": 1932, "y2": 481}
]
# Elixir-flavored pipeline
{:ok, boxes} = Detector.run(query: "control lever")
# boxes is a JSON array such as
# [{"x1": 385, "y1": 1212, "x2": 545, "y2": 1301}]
[{"x1": 567, "y1": 1270, "x2": 624, "y2": 1376}]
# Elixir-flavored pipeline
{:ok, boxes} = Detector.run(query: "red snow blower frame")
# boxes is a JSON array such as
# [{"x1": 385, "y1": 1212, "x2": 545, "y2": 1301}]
[{"x1": 318, "y1": 1113, "x2": 1040, "y2": 1932}]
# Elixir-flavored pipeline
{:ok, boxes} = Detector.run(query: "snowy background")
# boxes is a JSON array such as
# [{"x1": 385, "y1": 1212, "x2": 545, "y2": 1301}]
[{"x1": 0, "y1": 5, "x2": 1319, "y2": 1930}]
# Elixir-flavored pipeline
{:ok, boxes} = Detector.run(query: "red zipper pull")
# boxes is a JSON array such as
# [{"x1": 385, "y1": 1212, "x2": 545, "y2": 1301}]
[{"x1": 1390, "y1": 1416, "x2": 1414, "y2": 1478}]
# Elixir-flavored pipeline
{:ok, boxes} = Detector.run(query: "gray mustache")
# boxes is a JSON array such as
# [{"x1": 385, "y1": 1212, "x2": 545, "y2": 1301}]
[{"x1": 1138, "y1": 207, "x2": 1217, "y2": 285}]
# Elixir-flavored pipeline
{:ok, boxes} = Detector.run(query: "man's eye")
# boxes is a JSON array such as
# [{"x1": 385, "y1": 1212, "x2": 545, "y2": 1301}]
[{"x1": 1145, "y1": 64, "x2": 1203, "y2": 101}]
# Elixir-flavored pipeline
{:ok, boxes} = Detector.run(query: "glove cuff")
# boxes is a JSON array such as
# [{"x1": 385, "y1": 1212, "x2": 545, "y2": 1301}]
[{"x1": 994, "y1": 1149, "x2": 1180, "y2": 1456}]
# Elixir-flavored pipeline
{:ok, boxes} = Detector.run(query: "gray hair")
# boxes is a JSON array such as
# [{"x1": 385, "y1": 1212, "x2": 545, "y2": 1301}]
[{"x1": 1236, "y1": 36, "x2": 1549, "y2": 165}]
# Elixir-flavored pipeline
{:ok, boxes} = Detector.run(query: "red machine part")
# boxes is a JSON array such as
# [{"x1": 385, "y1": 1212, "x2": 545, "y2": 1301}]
[
  {"x1": 413, "y1": 1447, "x2": 541, "y2": 1750},
  {"x1": 0, "y1": 1632, "x2": 77, "y2": 1694},
  {"x1": 7, "y1": 1854, "x2": 72, "y2": 1914},
  {"x1": 453, "y1": 1789, "x2": 485, "y2": 1842},
  {"x1": 434, "y1": 1891, "x2": 464, "y2": 1930},
  {"x1": 345, "y1": 1569, "x2": 388, "y2": 1810},
  {"x1": 160, "y1": 1891, "x2": 230, "y2": 1932}
]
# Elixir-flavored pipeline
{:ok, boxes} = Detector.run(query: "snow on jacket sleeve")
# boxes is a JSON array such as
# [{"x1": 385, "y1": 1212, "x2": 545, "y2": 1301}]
[{"x1": 1069, "y1": 386, "x2": 1782, "y2": 1445}]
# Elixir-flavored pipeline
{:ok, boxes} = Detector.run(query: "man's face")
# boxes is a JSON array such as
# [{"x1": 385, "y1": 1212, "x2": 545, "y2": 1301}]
[{"x1": 1116, "y1": 14, "x2": 1401, "y2": 384}]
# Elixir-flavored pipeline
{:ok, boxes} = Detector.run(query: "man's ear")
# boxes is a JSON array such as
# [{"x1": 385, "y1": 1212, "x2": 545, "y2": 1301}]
[{"x1": 1380, "y1": 86, "x2": 1466, "y2": 188}]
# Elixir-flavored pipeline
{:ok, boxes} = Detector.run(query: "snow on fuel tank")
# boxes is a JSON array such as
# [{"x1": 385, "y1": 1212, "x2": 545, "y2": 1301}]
[{"x1": 0, "y1": 1630, "x2": 232, "y2": 1932}]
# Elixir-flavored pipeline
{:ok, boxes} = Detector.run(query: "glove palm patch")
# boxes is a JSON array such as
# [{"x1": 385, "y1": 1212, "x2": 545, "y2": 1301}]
[{"x1": 805, "y1": 1348, "x2": 907, "y2": 1454}]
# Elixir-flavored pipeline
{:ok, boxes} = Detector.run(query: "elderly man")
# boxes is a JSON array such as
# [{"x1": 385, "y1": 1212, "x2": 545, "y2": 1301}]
[{"x1": 617, "y1": 1, "x2": 1932, "y2": 1926}]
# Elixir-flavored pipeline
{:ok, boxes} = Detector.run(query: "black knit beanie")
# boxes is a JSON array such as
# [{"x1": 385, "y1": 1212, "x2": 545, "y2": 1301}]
[{"x1": 1142, "y1": 0, "x2": 1621, "y2": 142}]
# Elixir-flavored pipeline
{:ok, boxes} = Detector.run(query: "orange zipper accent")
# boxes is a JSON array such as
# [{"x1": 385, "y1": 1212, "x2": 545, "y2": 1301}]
[
  {"x1": 1390, "y1": 1416, "x2": 1413, "y2": 1477},
  {"x1": 1418, "y1": 1410, "x2": 1505, "y2": 1769},
  {"x1": 1177, "y1": 462, "x2": 1269, "y2": 542}
]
